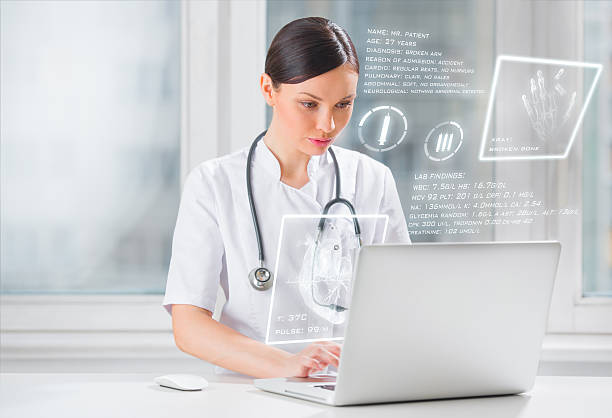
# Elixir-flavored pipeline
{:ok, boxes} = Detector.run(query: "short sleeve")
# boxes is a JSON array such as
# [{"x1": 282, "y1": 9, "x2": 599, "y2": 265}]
[
  {"x1": 379, "y1": 166, "x2": 411, "y2": 244},
  {"x1": 162, "y1": 165, "x2": 225, "y2": 316}
]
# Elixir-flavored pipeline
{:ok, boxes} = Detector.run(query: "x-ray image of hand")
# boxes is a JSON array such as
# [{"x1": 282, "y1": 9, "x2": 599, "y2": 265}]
[
  {"x1": 296, "y1": 220, "x2": 359, "y2": 325},
  {"x1": 521, "y1": 68, "x2": 576, "y2": 141}
]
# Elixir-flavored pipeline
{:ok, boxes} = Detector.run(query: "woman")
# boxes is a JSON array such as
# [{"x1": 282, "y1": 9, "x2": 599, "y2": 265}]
[{"x1": 162, "y1": 17, "x2": 411, "y2": 378}]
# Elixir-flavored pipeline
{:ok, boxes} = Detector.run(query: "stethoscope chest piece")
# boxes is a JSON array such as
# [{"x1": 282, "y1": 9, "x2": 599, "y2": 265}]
[{"x1": 249, "y1": 267, "x2": 273, "y2": 291}]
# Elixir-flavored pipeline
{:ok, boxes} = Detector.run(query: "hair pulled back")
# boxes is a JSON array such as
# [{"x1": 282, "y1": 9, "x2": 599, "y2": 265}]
[{"x1": 265, "y1": 17, "x2": 359, "y2": 90}]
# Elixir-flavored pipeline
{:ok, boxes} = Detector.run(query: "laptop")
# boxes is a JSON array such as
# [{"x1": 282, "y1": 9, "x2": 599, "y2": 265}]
[{"x1": 254, "y1": 241, "x2": 561, "y2": 406}]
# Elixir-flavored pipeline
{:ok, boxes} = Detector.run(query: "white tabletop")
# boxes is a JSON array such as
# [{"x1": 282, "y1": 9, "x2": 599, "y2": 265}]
[{"x1": 1, "y1": 373, "x2": 611, "y2": 418}]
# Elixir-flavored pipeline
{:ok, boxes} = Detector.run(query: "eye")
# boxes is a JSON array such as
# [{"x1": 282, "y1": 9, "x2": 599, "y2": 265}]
[
  {"x1": 336, "y1": 101, "x2": 353, "y2": 109},
  {"x1": 300, "y1": 101, "x2": 316, "y2": 109},
  {"x1": 299, "y1": 101, "x2": 354, "y2": 110}
]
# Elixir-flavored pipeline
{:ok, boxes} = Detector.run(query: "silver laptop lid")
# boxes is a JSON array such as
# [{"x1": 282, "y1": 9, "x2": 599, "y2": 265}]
[{"x1": 334, "y1": 241, "x2": 561, "y2": 406}]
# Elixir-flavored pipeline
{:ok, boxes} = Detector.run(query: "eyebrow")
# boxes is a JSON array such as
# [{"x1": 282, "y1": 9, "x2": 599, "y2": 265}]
[{"x1": 298, "y1": 92, "x2": 356, "y2": 101}]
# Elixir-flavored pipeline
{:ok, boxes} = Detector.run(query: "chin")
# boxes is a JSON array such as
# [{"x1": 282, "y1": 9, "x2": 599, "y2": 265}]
[{"x1": 309, "y1": 146, "x2": 330, "y2": 155}]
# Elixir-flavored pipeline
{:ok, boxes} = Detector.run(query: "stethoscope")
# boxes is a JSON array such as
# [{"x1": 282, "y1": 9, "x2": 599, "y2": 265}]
[{"x1": 246, "y1": 129, "x2": 362, "y2": 312}]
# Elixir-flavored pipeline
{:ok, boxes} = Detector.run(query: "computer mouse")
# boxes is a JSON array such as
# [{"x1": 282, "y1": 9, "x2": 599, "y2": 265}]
[{"x1": 154, "y1": 374, "x2": 209, "y2": 391}]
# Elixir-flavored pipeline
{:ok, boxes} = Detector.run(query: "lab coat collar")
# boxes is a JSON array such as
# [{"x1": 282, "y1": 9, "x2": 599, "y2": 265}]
[{"x1": 254, "y1": 138, "x2": 331, "y2": 182}]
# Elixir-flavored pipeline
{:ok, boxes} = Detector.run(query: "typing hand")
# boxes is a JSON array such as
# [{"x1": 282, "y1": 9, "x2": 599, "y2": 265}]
[{"x1": 279, "y1": 341, "x2": 341, "y2": 378}]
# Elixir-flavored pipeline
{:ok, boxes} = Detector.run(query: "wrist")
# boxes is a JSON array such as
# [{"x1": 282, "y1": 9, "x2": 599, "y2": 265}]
[
  {"x1": 271, "y1": 349, "x2": 293, "y2": 377},
  {"x1": 254, "y1": 344, "x2": 289, "y2": 378}
]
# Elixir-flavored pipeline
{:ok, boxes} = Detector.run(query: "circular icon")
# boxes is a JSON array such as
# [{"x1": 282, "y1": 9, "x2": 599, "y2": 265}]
[
  {"x1": 424, "y1": 121, "x2": 464, "y2": 161},
  {"x1": 358, "y1": 106, "x2": 408, "y2": 152}
]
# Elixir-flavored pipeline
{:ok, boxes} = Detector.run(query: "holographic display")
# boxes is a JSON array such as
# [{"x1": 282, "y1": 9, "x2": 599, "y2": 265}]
[
  {"x1": 479, "y1": 55, "x2": 602, "y2": 161},
  {"x1": 265, "y1": 214, "x2": 388, "y2": 345}
]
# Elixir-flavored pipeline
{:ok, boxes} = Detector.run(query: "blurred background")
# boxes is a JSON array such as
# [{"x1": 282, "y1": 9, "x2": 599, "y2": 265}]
[{"x1": 1, "y1": 0, "x2": 610, "y2": 375}]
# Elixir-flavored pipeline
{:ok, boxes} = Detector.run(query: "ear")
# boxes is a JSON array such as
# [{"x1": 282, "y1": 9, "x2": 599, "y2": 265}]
[{"x1": 260, "y1": 73, "x2": 276, "y2": 107}]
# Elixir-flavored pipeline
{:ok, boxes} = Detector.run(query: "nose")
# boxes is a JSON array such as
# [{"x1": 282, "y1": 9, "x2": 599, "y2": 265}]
[{"x1": 316, "y1": 107, "x2": 335, "y2": 134}]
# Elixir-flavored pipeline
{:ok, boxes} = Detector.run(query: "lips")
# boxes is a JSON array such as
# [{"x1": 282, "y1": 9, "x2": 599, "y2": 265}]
[{"x1": 308, "y1": 137, "x2": 334, "y2": 147}]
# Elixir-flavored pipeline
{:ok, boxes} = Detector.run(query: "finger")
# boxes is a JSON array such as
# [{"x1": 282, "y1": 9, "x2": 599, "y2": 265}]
[
  {"x1": 320, "y1": 341, "x2": 342, "y2": 356},
  {"x1": 310, "y1": 347, "x2": 339, "y2": 368},
  {"x1": 537, "y1": 70, "x2": 546, "y2": 101},
  {"x1": 305, "y1": 357, "x2": 327, "y2": 375},
  {"x1": 522, "y1": 94, "x2": 537, "y2": 125},
  {"x1": 307, "y1": 341, "x2": 341, "y2": 362},
  {"x1": 321, "y1": 347, "x2": 340, "y2": 367},
  {"x1": 323, "y1": 346, "x2": 340, "y2": 358},
  {"x1": 306, "y1": 350, "x2": 330, "y2": 368},
  {"x1": 318, "y1": 344, "x2": 341, "y2": 361},
  {"x1": 530, "y1": 77, "x2": 539, "y2": 109},
  {"x1": 300, "y1": 355, "x2": 321, "y2": 371},
  {"x1": 319, "y1": 340, "x2": 343, "y2": 349}
]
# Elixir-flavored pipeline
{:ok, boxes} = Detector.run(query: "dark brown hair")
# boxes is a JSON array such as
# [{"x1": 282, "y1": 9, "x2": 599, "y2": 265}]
[{"x1": 265, "y1": 17, "x2": 359, "y2": 90}]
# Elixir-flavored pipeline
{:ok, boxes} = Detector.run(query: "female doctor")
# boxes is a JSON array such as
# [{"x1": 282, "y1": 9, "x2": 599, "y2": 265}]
[{"x1": 162, "y1": 17, "x2": 411, "y2": 379}]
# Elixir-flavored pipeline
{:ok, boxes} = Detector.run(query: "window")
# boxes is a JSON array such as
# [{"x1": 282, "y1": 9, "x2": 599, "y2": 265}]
[
  {"x1": 0, "y1": 0, "x2": 181, "y2": 294},
  {"x1": 583, "y1": 1, "x2": 612, "y2": 298},
  {"x1": 266, "y1": 0, "x2": 612, "y2": 335}
]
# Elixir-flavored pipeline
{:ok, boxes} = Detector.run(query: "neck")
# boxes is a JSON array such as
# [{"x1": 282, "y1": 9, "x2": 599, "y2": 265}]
[{"x1": 263, "y1": 122, "x2": 311, "y2": 180}]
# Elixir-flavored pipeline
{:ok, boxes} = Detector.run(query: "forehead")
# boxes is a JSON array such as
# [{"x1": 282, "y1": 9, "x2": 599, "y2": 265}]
[{"x1": 283, "y1": 64, "x2": 358, "y2": 99}]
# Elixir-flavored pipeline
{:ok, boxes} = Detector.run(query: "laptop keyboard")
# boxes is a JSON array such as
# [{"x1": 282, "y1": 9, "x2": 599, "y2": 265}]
[{"x1": 313, "y1": 384, "x2": 336, "y2": 391}]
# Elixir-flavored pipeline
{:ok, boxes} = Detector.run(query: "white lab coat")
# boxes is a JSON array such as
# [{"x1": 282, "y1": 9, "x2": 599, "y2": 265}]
[{"x1": 162, "y1": 139, "x2": 411, "y2": 375}]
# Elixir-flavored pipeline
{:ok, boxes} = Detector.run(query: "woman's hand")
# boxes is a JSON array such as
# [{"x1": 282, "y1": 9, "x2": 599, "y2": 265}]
[{"x1": 279, "y1": 341, "x2": 342, "y2": 378}]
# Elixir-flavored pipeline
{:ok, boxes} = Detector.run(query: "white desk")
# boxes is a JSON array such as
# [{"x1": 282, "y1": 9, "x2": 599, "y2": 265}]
[{"x1": 1, "y1": 373, "x2": 611, "y2": 417}]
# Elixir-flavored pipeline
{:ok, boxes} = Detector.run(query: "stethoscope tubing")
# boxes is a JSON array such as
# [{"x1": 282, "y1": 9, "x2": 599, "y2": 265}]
[{"x1": 246, "y1": 129, "x2": 361, "y2": 311}]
